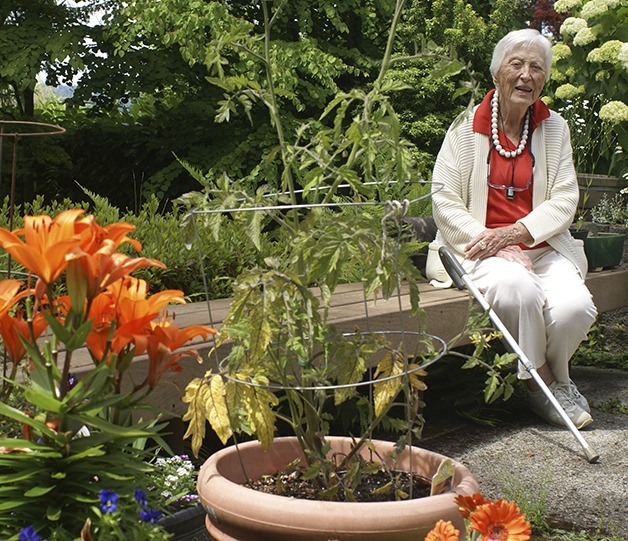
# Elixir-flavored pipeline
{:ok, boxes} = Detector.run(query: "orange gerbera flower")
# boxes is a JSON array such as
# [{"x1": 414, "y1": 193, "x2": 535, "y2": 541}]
[
  {"x1": 455, "y1": 492, "x2": 489, "y2": 519},
  {"x1": 424, "y1": 519, "x2": 460, "y2": 541},
  {"x1": 0, "y1": 209, "x2": 85, "y2": 285},
  {"x1": 468, "y1": 499, "x2": 532, "y2": 541}
]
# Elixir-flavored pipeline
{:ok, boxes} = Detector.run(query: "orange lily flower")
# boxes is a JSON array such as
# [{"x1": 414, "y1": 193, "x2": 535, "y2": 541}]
[
  {"x1": 74, "y1": 214, "x2": 142, "y2": 254},
  {"x1": 85, "y1": 277, "x2": 187, "y2": 364},
  {"x1": 424, "y1": 519, "x2": 460, "y2": 541},
  {"x1": 66, "y1": 249, "x2": 166, "y2": 309},
  {"x1": 0, "y1": 309, "x2": 47, "y2": 365},
  {"x1": 145, "y1": 316, "x2": 216, "y2": 387},
  {"x1": 0, "y1": 209, "x2": 85, "y2": 285},
  {"x1": 0, "y1": 279, "x2": 26, "y2": 320},
  {"x1": 65, "y1": 215, "x2": 163, "y2": 306},
  {"x1": 469, "y1": 499, "x2": 532, "y2": 541}
]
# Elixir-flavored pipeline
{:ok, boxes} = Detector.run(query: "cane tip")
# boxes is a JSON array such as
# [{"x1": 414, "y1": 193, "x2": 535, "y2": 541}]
[{"x1": 585, "y1": 447, "x2": 600, "y2": 463}]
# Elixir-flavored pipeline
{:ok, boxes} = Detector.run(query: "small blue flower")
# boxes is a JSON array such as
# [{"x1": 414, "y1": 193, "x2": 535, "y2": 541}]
[
  {"x1": 99, "y1": 489, "x2": 119, "y2": 513},
  {"x1": 139, "y1": 507, "x2": 162, "y2": 524},
  {"x1": 18, "y1": 525, "x2": 42, "y2": 541},
  {"x1": 134, "y1": 488, "x2": 148, "y2": 509}
]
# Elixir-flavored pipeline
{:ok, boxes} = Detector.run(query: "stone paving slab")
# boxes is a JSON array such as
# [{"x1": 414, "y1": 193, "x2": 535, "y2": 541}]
[{"x1": 420, "y1": 366, "x2": 628, "y2": 538}]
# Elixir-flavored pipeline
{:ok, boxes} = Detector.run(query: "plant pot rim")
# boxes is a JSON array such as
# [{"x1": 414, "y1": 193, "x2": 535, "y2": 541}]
[{"x1": 197, "y1": 436, "x2": 479, "y2": 540}]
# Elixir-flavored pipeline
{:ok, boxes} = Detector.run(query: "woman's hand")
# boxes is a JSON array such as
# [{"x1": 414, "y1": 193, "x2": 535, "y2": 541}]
[
  {"x1": 465, "y1": 223, "x2": 533, "y2": 262},
  {"x1": 496, "y1": 245, "x2": 534, "y2": 271}
]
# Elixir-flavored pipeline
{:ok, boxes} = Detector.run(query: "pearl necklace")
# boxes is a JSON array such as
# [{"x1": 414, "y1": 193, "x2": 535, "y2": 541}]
[{"x1": 491, "y1": 89, "x2": 530, "y2": 158}]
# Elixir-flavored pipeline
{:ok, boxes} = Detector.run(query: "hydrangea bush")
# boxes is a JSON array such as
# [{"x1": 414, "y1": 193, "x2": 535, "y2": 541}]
[{"x1": 545, "y1": 0, "x2": 627, "y2": 179}]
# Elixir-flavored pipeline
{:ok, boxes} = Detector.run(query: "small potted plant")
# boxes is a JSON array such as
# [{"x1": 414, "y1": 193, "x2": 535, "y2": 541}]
[
  {"x1": 584, "y1": 189, "x2": 627, "y2": 270},
  {"x1": 176, "y1": 1, "x2": 508, "y2": 539},
  {"x1": 150, "y1": 454, "x2": 212, "y2": 541}
]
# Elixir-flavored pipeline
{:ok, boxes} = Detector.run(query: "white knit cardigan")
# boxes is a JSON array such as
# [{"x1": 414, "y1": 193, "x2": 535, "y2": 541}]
[{"x1": 425, "y1": 104, "x2": 588, "y2": 287}]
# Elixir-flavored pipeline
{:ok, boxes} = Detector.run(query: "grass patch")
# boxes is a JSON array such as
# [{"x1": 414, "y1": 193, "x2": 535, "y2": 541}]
[
  {"x1": 595, "y1": 398, "x2": 628, "y2": 415},
  {"x1": 572, "y1": 321, "x2": 628, "y2": 371}
]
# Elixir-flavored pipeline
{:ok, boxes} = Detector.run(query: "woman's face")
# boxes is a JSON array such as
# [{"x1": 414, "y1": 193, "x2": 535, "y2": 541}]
[{"x1": 494, "y1": 44, "x2": 546, "y2": 110}]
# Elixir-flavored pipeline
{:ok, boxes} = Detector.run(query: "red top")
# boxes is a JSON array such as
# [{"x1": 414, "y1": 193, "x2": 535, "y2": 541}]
[{"x1": 473, "y1": 90, "x2": 550, "y2": 249}]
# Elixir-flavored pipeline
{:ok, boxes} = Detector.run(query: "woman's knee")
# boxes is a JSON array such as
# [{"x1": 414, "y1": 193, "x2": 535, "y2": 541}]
[
  {"x1": 484, "y1": 268, "x2": 544, "y2": 311},
  {"x1": 547, "y1": 289, "x2": 597, "y2": 335}
]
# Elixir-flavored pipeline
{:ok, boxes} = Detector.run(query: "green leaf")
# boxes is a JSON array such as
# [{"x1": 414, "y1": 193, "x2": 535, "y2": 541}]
[
  {"x1": 47, "y1": 505, "x2": 62, "y2": 521},
  {"x1": 24, "y1": 485, "x2": 55, "y2": 497}
]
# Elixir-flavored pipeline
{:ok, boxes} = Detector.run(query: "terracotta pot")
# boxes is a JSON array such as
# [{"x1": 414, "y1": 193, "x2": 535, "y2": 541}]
[{"x1": 197, "y1": 436, "x2": 479, "y2": 541}]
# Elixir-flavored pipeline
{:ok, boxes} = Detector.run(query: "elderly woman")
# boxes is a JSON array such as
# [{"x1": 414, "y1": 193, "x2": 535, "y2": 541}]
[{"x1": 426, "y1": 28, "x2": 597, "y2": 429}]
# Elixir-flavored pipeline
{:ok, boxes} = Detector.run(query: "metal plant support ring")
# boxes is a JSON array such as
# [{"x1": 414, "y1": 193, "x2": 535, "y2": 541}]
[{"x1": 0, "y1": 121, "x2": 66, "y2": 274}]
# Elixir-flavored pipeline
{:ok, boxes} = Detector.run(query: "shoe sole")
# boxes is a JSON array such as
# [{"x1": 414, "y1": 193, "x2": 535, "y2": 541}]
[
  {"x1": 574, "y1": 415, "x2": 593, "y2": 430},
  {"x1": 530, "y1": 406, "x2": 593, "y2": 430}
]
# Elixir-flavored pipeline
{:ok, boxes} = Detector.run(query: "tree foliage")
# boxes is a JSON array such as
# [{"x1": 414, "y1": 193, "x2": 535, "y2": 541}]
[
  {"x1": 2, "y1": 0, "x2": 531, "y2": 209},
  {"x1": 0, "y1": 0, "x2": 103, "y2": 117}
]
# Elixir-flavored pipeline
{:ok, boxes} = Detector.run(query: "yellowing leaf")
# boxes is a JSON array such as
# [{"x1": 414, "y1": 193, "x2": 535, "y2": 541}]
[
  {"x1": 242, "y1": 383, "x2": 278, "y2": 451},
  {"x1": 373, "y1": 351, "x2": 403, "y2": 417},
  {"x1": 407, "y1": 365, "x2": 428, "y2": 392},
  {"x1": 335, "y1": 350, "x2": 366, "y2": 405},
  {"x1": 182, "y1": 378, "x2": 209, "y2": 457},
  {"x1": 182, "y1": 372, "x2": 232, "y2": 456},
  {"x1": 205, "y1": 375, "x2": 232, "y2": 445}
]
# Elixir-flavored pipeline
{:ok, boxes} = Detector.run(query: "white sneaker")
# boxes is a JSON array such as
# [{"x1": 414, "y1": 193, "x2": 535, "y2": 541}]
[
  {"x1": 528, "y1": 388, "x2": 564, "y2": 427},
  {"x1": 528, "y1": 383, "x2": 593, "y2": 430},
  {"x1": 564, "y1": 380, "x2": 591, "y2": 413},
  {"x1": 551, "y1": 382, "x2": 593, "y2": 429}
]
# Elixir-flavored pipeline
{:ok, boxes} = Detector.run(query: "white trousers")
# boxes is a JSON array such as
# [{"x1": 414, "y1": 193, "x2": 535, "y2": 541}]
[{"x1": 462, "y1": 247, "x2": 597, "y2": 383}]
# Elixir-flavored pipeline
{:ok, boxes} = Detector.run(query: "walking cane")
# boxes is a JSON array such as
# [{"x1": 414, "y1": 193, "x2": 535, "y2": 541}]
[{"x1": 438, "y1": 246, "x2": 600, "y2": 463}]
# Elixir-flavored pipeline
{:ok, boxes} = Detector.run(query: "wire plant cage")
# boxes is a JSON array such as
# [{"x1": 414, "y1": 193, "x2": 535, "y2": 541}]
[{"x1": 183, "y1": 180, "x2": 447, "y2": 499}]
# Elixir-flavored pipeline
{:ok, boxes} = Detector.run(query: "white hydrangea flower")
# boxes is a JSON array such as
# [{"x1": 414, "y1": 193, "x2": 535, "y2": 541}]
[
  {"x1": 582, "y1": 0, "x2": 621, "y2": 19},
  {"x1": 574, "y1": 27, "x2": 597, "y2": 46},
  {"x1": 599, "y1": 101, "x2": 628, "y2": 124},
  {"x1": 619, "y1": 43, "x2": 628, "y2": 71},
  {"x1": 580, "y1": 0, "x2": 609, "y2": 19},
  {"x1": 551, "y1": 66, "x2": 568, "y2": 81},
  {"x1": 560, "y1": 17, "x2": 589, "y2": 36},
  {"x1": 554, "y1": 0, "x2": 583, "y2": 13},
  {"x1": 587, "y1": 40, "x2": 624, "y2": 63},
  {"x1": 552, "y1": 43, "x2": 572, "y2": 62},
  {"x1": 555, "y1": 83, "x2": 586, "y2": 100},
  {"x1": 595, "y1": 69, "x2": 608, "y2": 81}
]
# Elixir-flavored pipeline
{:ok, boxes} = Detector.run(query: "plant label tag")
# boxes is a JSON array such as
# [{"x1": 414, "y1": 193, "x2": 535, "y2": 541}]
[{"x1": 430, "y1": 459, "x2": 455, "y2": 495}]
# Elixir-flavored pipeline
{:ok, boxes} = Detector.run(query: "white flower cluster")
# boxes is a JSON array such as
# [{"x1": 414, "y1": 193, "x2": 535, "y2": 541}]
[
  {"x1": 599, "y1": 100, "x2": 628, "y2": 124},
  {"x1": 552, "y1": 43, "x2": 572, "y2": 61},
  {"x1": 555, "y1": 83, "x2": 586, "y2": 100},
  {"x1": 574, "y1": 27, "x2": 597, "y2": 46},
  {"x1": 587, "y1": 40, "x2": 624, "y2": 63},
  {"x1": 619, "y1": 43, "x2": 628, "y2": 70},
  {"x1": 152, "y1": 454, "x2": 198, "y2": 501},
  {"x1": 554, "y1": 0, "x2": 583, "y2": 13},
  {"x1": 580, "y1": 0, "x2": 621, "y2": 19},
  {"x1": 560, "y1": 16, "x2": 588, "y2": 36}
]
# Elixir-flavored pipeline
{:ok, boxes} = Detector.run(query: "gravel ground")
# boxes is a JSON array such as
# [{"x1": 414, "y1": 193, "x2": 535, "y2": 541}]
[{"x1": 420, "y1": 365, "x2": 628, "y2": 538}]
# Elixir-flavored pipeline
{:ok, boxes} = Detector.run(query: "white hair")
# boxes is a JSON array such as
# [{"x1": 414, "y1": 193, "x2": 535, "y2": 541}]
[{"x1": 490, "y1": 28, "x2": 553, "y2": 83}]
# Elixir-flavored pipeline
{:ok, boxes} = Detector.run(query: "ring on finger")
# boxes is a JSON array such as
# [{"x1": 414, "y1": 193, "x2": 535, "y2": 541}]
[{"x1": 478, "y1": 240, "x2": 487, "y2": 250}]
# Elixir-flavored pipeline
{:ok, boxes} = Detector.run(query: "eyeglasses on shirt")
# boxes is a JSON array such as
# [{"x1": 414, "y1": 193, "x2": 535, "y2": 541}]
[{"x1": 486, "y1": 146, "x2": 536, "y2": 200}]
